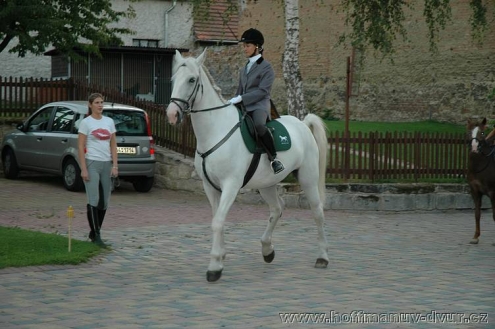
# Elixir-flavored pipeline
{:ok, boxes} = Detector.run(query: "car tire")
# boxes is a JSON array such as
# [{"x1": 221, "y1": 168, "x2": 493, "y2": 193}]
[
  {"x1": 2, "y1": 148, "x2": 20, "y2": 179},
  {"x1": 63, "y1": 158, "x2": 84, "y2": 192},
  {"x1": 132, "y1": 176, "x2": 154, "y2": 193}
]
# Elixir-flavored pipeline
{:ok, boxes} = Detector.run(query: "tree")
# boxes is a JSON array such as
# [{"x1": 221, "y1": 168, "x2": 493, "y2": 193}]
[
  {"x1": 0, "y1": 0, "x2": 135, "y2": 60},
  {"x1": 339, "y1": 0, "x2": 493, "y2": 57},
  {"x1": 283, "y1": 0, "x2": 306, "y2": 118}
]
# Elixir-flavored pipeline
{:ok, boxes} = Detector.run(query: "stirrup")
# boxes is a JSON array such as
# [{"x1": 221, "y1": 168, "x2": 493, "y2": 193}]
[{"x1": 271, "y1": 160, "x2": 285, "y2": 174}]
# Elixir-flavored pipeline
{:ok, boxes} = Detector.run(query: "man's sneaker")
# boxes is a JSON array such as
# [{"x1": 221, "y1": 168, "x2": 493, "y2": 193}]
[{"x1": 271, "y1": 160, "x2": 285, "y2": 174}]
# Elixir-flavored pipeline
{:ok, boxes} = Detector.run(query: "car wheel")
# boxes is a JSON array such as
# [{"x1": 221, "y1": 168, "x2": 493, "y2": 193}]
[
  {"x1": 2, "y1": 148, "x2": 19, "y2": 179},
  {"x1": 132, "y1": 176, "x2": 154, "y2": 193},
  {"x1": 63, "y1": 158, "x2": 84, "y2": 192}
]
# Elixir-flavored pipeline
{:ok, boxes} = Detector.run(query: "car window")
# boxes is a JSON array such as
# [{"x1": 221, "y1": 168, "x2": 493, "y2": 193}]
[
  {"x1": 103, "y1": 110, "x2": 147, "y2": 136},
  {"x1": 73, "y1": 113, "x2": 84, "y2": 133},
  {"x1": 51, "y1": 107, "x2": 75, "y2": 133},
  {"x1": 27, "y1": 107, "x2": 53, "y2": 132}
]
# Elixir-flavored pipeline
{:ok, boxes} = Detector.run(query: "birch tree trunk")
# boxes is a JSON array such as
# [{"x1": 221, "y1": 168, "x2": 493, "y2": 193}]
[{"x1": 283, "y1": 0, "x2": 306, "y2": 119}]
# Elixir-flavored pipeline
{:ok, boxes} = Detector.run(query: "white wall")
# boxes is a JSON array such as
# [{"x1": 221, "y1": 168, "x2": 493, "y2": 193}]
[
  {"x1": 111, "y1": 0, "x2": 194, "y2": 48},
  {"x1": 0, "y1": 44, "x2": 51, "y2": 78},
  {"x1": 0, "y1": 0, "x2": 194, "y2": 79}
]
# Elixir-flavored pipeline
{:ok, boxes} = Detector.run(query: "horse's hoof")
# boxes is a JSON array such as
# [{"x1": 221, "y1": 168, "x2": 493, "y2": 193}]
[
  {"x1": 315, "y1": 258, "x2": 329, "y2": 268},
  {"x1": 206, "y1": 270, "x2": 222, "y2": 282},
  {"x1": 263, "y1": 250, "x2": 275, "y2": 263},
  {"x1": 470, "y1": 238, "x2": 479, "y2": 245}
]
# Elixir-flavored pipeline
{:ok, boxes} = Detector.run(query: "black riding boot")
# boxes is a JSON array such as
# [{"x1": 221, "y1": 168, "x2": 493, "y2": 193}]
[
  {"x1": 260, "y1": 130, "x2": 285, "y2": 174},
  {"x1": 87, "y1": 204, "x2": 106, "y2": 247},
  {"x1": 98, "y1": 208, "x2": 106, "y2": 229}
]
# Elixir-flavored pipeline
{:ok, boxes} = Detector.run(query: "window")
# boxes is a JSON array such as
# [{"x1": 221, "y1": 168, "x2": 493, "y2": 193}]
[
  {"x1": 132, "y1": 39, "x2": 159, "y2": 48},
  {"x1": 104, "y1": 110, "x2": 147, "y2": 136},
  {"x1": 28, "y1": 107, "x2": 53, "y2": 132},
  {"x1": 51, "y1": 107, "x2": 76, "y2": 133}
]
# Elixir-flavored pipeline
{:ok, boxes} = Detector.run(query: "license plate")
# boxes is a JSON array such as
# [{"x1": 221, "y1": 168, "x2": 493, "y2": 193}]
[{"x1": 117, "y1": 147, "x2": 137, "y2": 154}]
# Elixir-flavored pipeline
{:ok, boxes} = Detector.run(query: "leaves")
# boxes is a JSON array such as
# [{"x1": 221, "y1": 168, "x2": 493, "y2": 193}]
[
  {"x1": 340, "y1": 0, "x2": 410, "y2": 57},
  {"x1": 340, "y1": 0, "x2": 491, "y2": 58},
  {"x1": 0, "y1": 0, "x2": 135, "y2": 59},
  {"x1": 469, "y1": 0, "x2": 488, "y2": 43}
]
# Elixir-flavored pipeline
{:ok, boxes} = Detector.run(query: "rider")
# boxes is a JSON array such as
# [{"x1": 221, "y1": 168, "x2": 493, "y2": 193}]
[{"x1": 229, "y1": 28, "x2": 285, "y2": 174}]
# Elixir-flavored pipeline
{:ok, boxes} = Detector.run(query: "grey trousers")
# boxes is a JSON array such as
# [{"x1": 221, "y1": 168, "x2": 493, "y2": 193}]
[
  {"x1": 84, "y1": 160, "x2": 112, "y2": 209},
  {"x1": 248, "y1": 109, "x2": 269, "y2": 136}
]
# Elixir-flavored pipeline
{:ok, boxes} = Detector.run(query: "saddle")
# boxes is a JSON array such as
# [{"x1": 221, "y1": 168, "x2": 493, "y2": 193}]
[
  {"x1": 201, "y1": 102, "x2": 291, "y2": 192},
  {"x1": 237, "y1": 102, "x2": 292, "y2": 154},
  {"x1": 234, "y1": 104, "x2": 291, "y2": 189}
]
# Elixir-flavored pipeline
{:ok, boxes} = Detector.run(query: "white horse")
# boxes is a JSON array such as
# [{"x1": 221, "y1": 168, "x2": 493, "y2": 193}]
[{"x1": 166, "y1": 49, "x2": 329, "y2": 282}]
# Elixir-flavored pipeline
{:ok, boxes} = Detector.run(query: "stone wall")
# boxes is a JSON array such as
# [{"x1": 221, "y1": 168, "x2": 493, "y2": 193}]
[
  {"x1": 152, "y1": 146, "x2": 477, "y2": 212},
  {"x1": 202, "y1": 0, "x2": 495, "y2": 124}
]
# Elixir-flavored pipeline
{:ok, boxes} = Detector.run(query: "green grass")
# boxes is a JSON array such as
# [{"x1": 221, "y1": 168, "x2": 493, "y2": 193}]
[
  {"x1": 0, "y1": 227, "x2": 106, "y2": 269},
  {"x1": 324, "y1": 120, "x2": 465, "y2": 134}
]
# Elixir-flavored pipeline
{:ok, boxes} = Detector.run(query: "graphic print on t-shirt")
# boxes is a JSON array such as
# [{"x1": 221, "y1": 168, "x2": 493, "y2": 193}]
[{"x1": 91, "y1": 128, "x2": 112, "y2": 140}]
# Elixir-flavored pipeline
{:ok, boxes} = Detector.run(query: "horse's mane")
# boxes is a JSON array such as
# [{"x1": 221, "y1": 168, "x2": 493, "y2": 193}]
[
  {"x1": 172, "y1": 54, "x2": 228, "y2": 103},
  {"x1": 201, "y1": 64, "x2": 227, "y2": 103}
]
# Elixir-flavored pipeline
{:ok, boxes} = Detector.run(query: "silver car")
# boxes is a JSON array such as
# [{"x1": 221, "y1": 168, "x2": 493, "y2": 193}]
[{"x1": 1, "y1": 101, "x2": 156, "y2": 192}]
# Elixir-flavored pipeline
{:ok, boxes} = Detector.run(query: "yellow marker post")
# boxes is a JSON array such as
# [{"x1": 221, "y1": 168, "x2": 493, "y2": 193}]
[{"x1": 67, "y1": 205, "x2": 74, "y2": 252}]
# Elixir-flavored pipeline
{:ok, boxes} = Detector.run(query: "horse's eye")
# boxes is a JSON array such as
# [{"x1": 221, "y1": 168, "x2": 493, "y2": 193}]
[{"x1": 189, "y1": 78, "x2": 196, "y2": 83}]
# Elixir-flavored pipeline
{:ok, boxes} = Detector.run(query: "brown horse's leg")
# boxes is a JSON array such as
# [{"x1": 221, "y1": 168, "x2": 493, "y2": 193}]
[
  {"x1": 470, "y1": 193, "x2": 482, "y2": 244},
  {"x1": 491, "y1": 195, "x2": 495, "y2": 246}
]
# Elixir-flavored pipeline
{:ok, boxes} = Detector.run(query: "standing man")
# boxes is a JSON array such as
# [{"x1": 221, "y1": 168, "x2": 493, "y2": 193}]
[{"x1": 229, "y1": 28, "x2": 284, "y2": 174}]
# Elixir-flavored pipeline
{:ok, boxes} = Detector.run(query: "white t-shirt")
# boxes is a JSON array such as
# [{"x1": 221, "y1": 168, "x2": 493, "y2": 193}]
[{"x1": 78, "y1": 116, "x2": 116, "y2": 161}]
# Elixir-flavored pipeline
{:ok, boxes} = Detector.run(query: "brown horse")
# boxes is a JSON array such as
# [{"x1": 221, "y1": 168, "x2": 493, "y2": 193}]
[{"x1": 467, "y1": 118, "x2": 495, "y2": 245}]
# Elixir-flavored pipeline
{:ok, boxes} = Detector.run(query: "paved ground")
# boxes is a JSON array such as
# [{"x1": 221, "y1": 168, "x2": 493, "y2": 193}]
[{"x1": 0, "y1": 174, "x2": 494, "y2": 329}]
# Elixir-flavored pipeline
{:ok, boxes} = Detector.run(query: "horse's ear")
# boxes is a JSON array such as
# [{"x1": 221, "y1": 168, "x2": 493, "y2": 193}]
[
  {"x1": 173, "y1": 50, "x2": 184, "y2": 74},
  {"x1": 174, "y1": 49, "x2": 183, "y2": 62},
  {"x1": 482, "y1": 118, "x2": 487, "y2": 125},
  {"x1": 196, "y1": 48, "x2": 207, "y2": 66}
]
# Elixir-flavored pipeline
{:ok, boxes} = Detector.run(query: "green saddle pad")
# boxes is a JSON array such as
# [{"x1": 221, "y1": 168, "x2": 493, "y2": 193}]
[{"x1": 239, "y1": 110, "x2": 292, "y2": 154}]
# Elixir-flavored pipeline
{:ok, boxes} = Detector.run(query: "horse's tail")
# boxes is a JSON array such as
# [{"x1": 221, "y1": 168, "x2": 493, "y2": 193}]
[{"x1": 303, "y1": 113, "x2": 328, "y2": 205}]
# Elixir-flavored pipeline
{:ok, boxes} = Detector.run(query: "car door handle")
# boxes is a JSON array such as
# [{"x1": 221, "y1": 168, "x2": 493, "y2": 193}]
[
  {"x1": 37, "y1": 137, "x2": 43, "y2": 141},
  {"x1": 61, "y1": 139, "x2": 68, "y2": 143}
]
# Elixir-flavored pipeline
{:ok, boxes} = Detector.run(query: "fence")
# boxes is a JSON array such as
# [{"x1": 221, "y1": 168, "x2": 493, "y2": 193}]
[
  {"x1": 327, "y1": 131, "x2": 468, "y2": 182},
  {"x1": 0, "y1": 76, "x2": 196, "y2": 157},
  {"x1": 0, "y1": 76, "x2": 469, "y2": 182}
]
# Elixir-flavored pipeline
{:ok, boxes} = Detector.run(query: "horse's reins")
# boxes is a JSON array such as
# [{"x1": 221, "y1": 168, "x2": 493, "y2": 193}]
[
  {"x1": 169, "y1": 64, "x2": 242, "y2": 192},
  {"x1": 471, "y1": 137, "x2": 495, "y2": 174}
]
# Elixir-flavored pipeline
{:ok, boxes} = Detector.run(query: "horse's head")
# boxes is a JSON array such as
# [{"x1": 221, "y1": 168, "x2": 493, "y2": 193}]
[
  {"x1": 166, "y1": 49, "x2": 207, "y2": 125},
  {"x1": 468, "y1": 118, "x2": 489, "y2": 153}
]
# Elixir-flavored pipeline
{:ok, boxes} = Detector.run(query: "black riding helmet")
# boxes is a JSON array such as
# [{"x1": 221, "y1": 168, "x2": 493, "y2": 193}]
[{"x1": 239, "y1": 28, "x2": 264, "y2": 47}]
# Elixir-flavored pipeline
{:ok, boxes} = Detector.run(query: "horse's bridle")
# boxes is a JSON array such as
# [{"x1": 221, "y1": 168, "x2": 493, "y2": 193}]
[
  {"x1": 168, "y1": 63, "x2": 239, "y2": 191},
  {"x1": 169, "y1": 64, "x2": 230, "y2": 123},
  {"x1": 470, "y1": 136, "x2": 495, "y2": 173},
  {"x1": 169, "y1": 71, "x2": 202, "y2": 123}
]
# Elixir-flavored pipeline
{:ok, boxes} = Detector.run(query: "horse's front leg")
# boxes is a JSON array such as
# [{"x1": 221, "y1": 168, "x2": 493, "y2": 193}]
[
  {"x1": 490, "y1": 193, "x2": 495, "y2": 246},
  {"x1": 258, "y1": 186, "x2": 284, "y2": 263},
  {"x1": 470, "y1": 192, "x2": 482, "y2": 244},
  {"x1": 205, "y1": 183, "x2": 239, "y2": 282}
]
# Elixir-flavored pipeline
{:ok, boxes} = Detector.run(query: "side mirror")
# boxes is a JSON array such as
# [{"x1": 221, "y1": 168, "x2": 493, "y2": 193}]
[{"x1": 16, "y1": 123, "x2": 25, "y2": 131}]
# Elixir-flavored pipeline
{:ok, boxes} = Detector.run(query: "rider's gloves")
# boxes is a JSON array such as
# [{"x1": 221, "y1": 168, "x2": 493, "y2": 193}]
[{"x1": 229, "y1": 95, "x2": 242, "y2": 105}]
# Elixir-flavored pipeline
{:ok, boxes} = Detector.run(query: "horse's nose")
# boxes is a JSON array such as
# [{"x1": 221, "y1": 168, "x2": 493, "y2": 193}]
[
  {"x1": 471, "y1": 141, "x2": 479, "y2": 153},
  {"x1": 166, "y1": 104, "x2": 180, "y2": 125}
]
